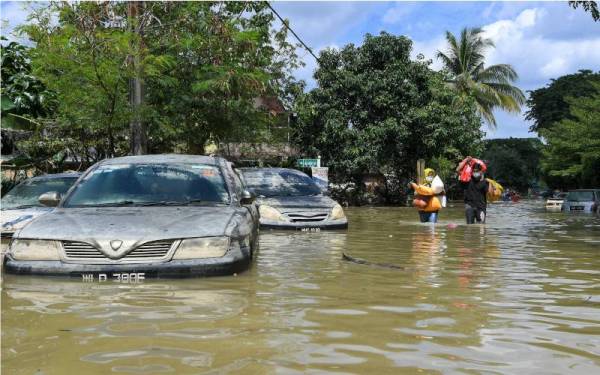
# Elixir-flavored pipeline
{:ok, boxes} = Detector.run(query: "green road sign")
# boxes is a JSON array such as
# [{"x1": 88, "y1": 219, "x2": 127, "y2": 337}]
[{"x1": 297, "y1": 158, "x2": 319, "y2": 168}]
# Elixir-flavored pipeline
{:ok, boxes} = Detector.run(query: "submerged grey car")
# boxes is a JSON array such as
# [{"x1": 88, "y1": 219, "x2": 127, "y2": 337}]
[
  {"x1": 238, "y1": 168, "x2": 347, "y2": 230},
  {"x1": 1, "y1": 173, "x2": 81, "y2": 253},
  {"x1": 562, "y1": 189, "x2": 600, "y2": 214},
  {"x1": 4, "y1": 155, "x2": 259, "y2": 278}
]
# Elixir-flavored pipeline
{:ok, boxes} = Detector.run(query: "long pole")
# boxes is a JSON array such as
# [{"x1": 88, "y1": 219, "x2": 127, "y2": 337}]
[{"x1": 128, "y1": 1, "x2": 147, "y2": 155}]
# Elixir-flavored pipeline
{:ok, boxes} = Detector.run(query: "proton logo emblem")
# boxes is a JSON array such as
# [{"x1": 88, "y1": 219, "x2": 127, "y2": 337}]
[{"x1": 110, "y1": 240, "x2": 123, "y2": 251}]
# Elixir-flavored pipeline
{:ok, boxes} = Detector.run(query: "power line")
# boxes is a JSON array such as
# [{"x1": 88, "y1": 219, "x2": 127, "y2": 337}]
[
  {"x1": 266, "y1": 1, "x2": 348, "y2": 90},
  {"x1": 266, "y1": 2, "x2": 322, "y2": 66}
]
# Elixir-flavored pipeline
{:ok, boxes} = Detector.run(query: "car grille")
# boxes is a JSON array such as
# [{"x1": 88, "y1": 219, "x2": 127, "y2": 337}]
[
  {"x1": 282, "y1": 210, "x2": 329, "y2": 223},
  {"x1": 62, "y1": 241, "x2": 105, "y2": 259},
  {"x1": 62, "y1": 240, "x2": 175, "y2": 261},
  {"x1": 125, "y1": 240, "x2": 173, "y2": 259}
]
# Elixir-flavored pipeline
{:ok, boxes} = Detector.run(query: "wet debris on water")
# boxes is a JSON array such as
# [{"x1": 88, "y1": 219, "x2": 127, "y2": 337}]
[{"x1": 342, "y1": 252, "x2": 404, "y2": 270}]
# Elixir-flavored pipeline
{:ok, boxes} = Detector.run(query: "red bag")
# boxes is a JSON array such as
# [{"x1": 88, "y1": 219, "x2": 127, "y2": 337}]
[{"x1": 459, "y1": 159, "x2": 487, "y2": 182}]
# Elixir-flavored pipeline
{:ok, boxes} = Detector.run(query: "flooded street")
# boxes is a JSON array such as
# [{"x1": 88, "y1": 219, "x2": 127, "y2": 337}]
[{"x1": 2, "y1": 201, "x2": 599, "y2": 374}]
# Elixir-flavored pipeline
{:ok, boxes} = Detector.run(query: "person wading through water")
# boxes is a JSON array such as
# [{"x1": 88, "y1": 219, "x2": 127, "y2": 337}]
[
  {"x1": 409, "y1": 168, "x2": 446, "y2": 223},
  {"x1": 456, "y1": 156, "x2": 492, "y2": 224}
]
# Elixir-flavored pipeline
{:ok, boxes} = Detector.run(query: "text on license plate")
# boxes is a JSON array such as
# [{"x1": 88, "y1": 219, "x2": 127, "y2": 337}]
[{"x1": 81, "y1": 273, "x2": 145, "y2": 283}]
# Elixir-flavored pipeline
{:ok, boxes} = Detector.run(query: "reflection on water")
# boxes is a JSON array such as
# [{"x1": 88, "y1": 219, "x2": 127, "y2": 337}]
[{"x1": 2, "y1": 201, "x2": 600, "y2": 374}]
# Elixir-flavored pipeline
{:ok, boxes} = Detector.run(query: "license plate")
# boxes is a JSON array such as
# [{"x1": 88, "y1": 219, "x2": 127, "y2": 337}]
[
  {"x1": 300, "y1": 227, "x2": 321, "y2": 232},
  {"x1": 81, "y1": 272, "x2": 145, "y2": 283}
]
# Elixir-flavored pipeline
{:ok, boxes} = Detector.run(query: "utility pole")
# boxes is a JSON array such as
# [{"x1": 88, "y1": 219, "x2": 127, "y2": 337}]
[{"x1": 128, "y1": 1, "x2": 147, "y2": 155}]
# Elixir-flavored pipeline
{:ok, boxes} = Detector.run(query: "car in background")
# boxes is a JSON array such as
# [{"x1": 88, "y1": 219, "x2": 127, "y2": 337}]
[
  {"x1": 1, "y1": 173, "x2": 81, "y2": 253},
  {"x1": 562, "y1": 189, "x2": 600, "y2": 214},
  {"x1": 545, "y1": 192, "x2": 568, "y2": 212},
  {"x1": 4, "y1": 154, "x2": 258, "y2": 278},
  {"x1": 238, "y1": 167, "x2": 348, "y2": 230}
]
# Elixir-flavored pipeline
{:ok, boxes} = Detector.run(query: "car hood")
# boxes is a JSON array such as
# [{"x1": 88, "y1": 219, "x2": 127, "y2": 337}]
[
  {"x1": 256, "y1": 195, "x2": 337, "y2": 209},
  {"x1": 15, "y1": 206, "x2": 237, "y2": 244},
  {"x1": 1, "y1": 207, "x2": 52, "y2": 233}
]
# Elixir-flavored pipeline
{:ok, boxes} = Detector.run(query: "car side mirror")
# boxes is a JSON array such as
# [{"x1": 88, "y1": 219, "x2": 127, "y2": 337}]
[
  {"x1": 38, "y1": 191, "x2": 62, "y2": 207},
  {"x1": 240, "y1": 190, "x2": 256, "y2": 205}
]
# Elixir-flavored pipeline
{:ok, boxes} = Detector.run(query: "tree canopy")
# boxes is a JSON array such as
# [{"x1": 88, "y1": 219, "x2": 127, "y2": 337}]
[
  {"x1": 13, "y1": 1, "x2": 302, "y2": 165},
  {"x1": 525, "y1": 70, "x2": 600, "y2": 133},
  {"x1": 539, "y1": 83, "x2": 600, "y2": 188},
  {"x1": 293, "y1": 32, "x2": 484, "y2": 203}
]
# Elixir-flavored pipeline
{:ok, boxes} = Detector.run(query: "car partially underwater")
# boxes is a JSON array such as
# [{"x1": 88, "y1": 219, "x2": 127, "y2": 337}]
[
  {"x1": 238, "y1": 167, "x2": 348, "y2": 230},
  {"x1": 562, "y1": 189, "x2": 600, "y2": 214},
  {"x1": 1, "y1": 173, "x2": 81, "y2": 253},
  {"x1": 4, "y1": 155, "x2": 259, "y2": 278},
  {"x1": 545, "y1": 192, "x2": 567, "y2": 212}
]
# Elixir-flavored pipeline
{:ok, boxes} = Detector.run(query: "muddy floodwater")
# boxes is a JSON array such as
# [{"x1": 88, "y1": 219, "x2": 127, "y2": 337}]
[{"x1": 2, "y1": 201, "x2": 600, "y2": 374}]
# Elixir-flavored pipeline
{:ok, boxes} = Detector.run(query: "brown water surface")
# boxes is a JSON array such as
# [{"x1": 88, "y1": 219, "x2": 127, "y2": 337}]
[{"x1": 2, "y1": 201, "x2": 600, "y2": 374}]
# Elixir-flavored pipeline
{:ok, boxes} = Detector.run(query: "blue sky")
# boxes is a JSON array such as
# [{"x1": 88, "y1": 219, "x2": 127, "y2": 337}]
[
  {"x1": 2, "y1": 1, "x2": 599, "y2": 139},
  {"x1": 271, "y1": 1, "x2": 600, "y2": 139}
]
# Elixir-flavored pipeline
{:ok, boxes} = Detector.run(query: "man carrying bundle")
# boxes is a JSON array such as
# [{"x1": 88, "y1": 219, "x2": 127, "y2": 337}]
[
  {"x1": 409, "y1": 168, "x2": 445, "y2": 223},
  {"x1": 456, "y1": 156, "x2": 491, "y2": 224}
]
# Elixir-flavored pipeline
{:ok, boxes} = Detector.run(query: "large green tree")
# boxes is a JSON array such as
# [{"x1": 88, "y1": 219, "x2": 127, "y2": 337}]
[
  {"x1": 539, "y1": 83, "x2": 600, "y2": 188},
  {"x1": 16, "y1": 1, "x2": 301, "y2": 164},
  {"x1": 436, "y1": 27, "x2": 525, "y2": 129},
  {"x1": 525, "y1": 70, "x2": 600, "y2": 133},
  {"x1": 293, "y1": 32, "x2": 484, "y2": 203}
]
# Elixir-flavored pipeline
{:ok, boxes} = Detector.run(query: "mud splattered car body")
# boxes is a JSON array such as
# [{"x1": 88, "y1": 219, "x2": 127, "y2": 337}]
[
  {"x1": 1, "y1": 173, "x2": 81, "y2": 254},
  {"x1": 4, "y1": 155, "x2": 258, "y2": 278},
  {"x1": 238, "y1": 168, "x2": 347, "y2": 230}
]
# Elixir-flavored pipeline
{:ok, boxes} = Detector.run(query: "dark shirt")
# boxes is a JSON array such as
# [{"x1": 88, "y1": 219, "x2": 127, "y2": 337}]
[{"x1": 461, "y1": 178, "x2": 489, "y2": 210}]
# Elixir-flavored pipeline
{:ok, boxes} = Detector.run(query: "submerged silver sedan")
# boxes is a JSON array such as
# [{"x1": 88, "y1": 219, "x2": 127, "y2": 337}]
[
  {"x1": 4, "y1": 155, "x2": 259, "y2": 279},
  {"x1": 1, "y1": 173, "x2": 81, "y2": 254},
  {"x1": 238, "y1": 168, "x2": 348, "y2": 230}
]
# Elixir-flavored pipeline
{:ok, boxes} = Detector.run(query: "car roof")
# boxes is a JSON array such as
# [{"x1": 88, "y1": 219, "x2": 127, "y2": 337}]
[
  {"x1": 29, "y1": 172, "x2": 82, "y2": 181},
  {"x1": 99, "y1": 154, "x2": 225, "y2": 166}
]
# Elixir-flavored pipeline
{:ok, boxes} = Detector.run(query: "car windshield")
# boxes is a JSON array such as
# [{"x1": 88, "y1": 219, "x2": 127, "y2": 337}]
[
  {"x1": 241, "y1": 169, "x2": 322, "y2": 197},
  {"x1": 1, "y1": 177, "x2": 78, "y2": 210},
  {"x1": 63, "y1": 163, "x2": 230, "y2": 207},
  {"x1": 566, "y1": 191, "x2": 594, "y2": 202}
]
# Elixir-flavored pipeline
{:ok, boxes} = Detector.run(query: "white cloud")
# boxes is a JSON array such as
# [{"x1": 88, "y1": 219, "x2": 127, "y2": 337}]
[
  {"x1": 481, "y1": 7, "x2": 600, "y2": 86},
  {"x1": 410, "y1": 5, "x2": 600, "y2": 137},
  {"x1": 411, "y1": 36, "x2": 446, "y2": 71},
  {"x1": 382, "y1": 2, "x2": 421, "y2": 24}
]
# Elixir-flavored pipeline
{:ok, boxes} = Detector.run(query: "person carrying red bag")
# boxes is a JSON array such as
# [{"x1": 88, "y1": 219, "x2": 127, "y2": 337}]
[{"x1": 456, "y1": 156, "x2": 491, "y2": 224}]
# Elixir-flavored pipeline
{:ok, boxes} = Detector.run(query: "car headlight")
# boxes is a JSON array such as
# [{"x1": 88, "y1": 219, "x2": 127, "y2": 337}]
[
  {"x1": 259, "y1": 205, "x2": 286, "y2": 222},
  {"x1": 172, "y1": 237, "x2": 230, "y2": 260},
  {"x1": 330, "y1": 203, "x2": 346, "y2": 220},
  {"x1": 9, "y1": 239, "x2": 61, "y2": 261}
]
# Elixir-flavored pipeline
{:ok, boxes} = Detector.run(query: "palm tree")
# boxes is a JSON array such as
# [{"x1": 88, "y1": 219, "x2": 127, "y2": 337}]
[{"x1": 436, "y1": 27, "x2": 525, "y2": 129}]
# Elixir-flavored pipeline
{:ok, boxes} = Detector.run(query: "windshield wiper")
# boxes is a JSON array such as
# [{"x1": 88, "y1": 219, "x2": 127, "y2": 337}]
[
  {"x1": 80, "y1": 200, "x2": 137, "y2": 207},
  {"x1": 183, "y1": 199, "x2": 226, "y2": 206},
  {"x1": 136, "y1": 200, "x2": 225, "y2": 206},
  {"x1": 4, "y1": 204, "x2": 41, "y2": 210}
]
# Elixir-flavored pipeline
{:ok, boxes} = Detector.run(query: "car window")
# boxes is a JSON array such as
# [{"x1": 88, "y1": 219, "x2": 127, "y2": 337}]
[
  {"x1": 566, "y1": 191, "x2": 594, "y2": 202},
  {"x1": 63, "y1": 163, "x2": 229, "y2": 207},
  {"x1": 241, "y1": 169, "x2": 321, "y2": 197},
  {"x1": 1, "y1": 177, "x2": 78, "y2": 210},
  {"x1": 231, "y1": 169, "x2": 244, "y2": 197}
]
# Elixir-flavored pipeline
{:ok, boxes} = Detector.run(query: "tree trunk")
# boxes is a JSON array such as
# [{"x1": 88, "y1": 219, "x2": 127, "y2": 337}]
[{"x1": 128, "y1": 1, "x2": 147, "y2": 155}]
